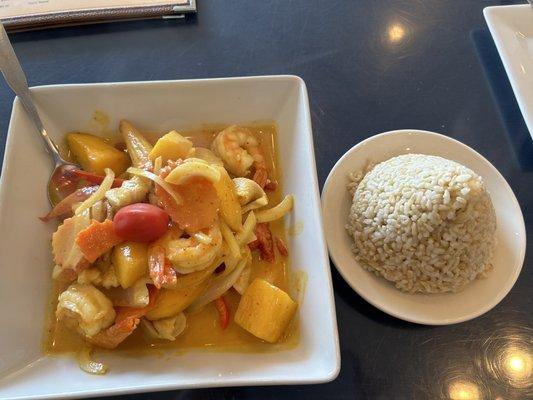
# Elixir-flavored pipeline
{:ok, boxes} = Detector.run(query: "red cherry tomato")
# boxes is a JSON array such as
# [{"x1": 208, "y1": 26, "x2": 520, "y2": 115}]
[{"x1": 113, "y1": 203, "x2": 169, "y2": 242}]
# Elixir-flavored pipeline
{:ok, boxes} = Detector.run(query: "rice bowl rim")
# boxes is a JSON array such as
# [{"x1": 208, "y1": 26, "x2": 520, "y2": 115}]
[{"x1": 321, "y1": 129, "x2": 526, "y2": 325}]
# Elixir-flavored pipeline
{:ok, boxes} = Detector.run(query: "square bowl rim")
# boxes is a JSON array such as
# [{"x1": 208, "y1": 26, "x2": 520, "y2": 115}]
[{"x1": 0, "y1": 75, "x2": 340, "y2": 399}]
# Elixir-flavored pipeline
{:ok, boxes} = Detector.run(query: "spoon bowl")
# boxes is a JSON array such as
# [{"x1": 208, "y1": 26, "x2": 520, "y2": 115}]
[
  {"x1": 48, "y1": 163, "x2": 81, "y2": 205},
  {"x1": 0, "y1": 22, "x2": 79, "y2": 206}
]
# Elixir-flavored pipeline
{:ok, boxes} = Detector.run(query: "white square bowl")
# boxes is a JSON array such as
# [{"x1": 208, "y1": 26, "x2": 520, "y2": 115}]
[
  {"x1": 484, "y1": 5, "x2": 533, "y2": 139},
  {"x1": 0, "y1": 76, "x2": 340, "y2": 399}
]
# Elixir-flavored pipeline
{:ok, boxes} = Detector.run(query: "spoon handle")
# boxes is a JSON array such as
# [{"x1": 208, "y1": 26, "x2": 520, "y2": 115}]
[{"x1": 0, "y1": 23, "x2": 61, "y2": 164}]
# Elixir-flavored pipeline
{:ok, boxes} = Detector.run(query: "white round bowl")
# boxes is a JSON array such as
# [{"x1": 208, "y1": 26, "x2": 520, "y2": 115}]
[{"x1": 322, "y1": 129, "x2": 526, "y2": 325}]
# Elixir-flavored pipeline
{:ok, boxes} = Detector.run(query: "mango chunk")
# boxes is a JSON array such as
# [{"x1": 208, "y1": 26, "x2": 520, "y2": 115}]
[
  {"x1": 67, "y1": 132, "x2": 129, "y2": 175},
  {"x1": 234, "y1": 278, "x2": 297, "y2": 343},
  {"x1": 149, "y1": 131, "x2": 193, "y2": 163},
  {"x1": 112, "y1": 241, "x2": 149, "y2": 289},
  {"x1": 146, "y1": 279, "x2": 209, "y2": 320}
]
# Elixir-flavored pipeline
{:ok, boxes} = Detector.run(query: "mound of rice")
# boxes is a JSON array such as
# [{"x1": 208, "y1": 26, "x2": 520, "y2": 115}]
[{"x1": 346, "y1": 154, "x2": 497, "y2": 293}]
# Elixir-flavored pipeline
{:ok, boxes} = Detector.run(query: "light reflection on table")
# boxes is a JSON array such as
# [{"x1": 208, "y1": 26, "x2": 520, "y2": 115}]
[
  {"x1": 447, "y1": 379, "x2": 481, "y2": 400},
  {"x1": 387, "y1": 23, "x2": 407, "y2": 44}
]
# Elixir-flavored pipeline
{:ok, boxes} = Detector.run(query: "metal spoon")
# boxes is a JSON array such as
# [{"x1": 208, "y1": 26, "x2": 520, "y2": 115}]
[{"x1": 0, "y1": 22, "x2": 79, "y2": 205}]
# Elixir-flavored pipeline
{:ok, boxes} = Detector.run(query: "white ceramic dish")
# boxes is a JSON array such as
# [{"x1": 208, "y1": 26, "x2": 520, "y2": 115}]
[
  {"x1": 484, "y1": 5, "x2": 533, "y2": 139},
  {"x1": 322, "y1": 129, "x2": 526, "y2": 325},
  {"x1": 0, "y1": 76, "x2": 340, "y2": 399}
]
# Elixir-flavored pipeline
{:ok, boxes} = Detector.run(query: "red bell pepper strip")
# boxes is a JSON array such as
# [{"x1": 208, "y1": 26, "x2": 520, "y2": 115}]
[
  {"x1": 71, "y1": 169, "x2": 125, "y2": 188},
  {"x1": 215, "y1": 296, "x2": 229, "y2": 330}
]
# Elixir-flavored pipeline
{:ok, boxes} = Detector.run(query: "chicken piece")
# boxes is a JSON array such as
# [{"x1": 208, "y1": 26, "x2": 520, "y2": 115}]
[
  {"x1": 56, "y1": 283, "x2": 116, "y2": 337},
  {"x1": 77, "y1": 268, "x2": 102, "y2": 285},
  {"x1": 101, "y1": 265, "x2": 120, "y2": 288},
  {"x1": 95, "y1": 251, "x2": 120, "y2": 288},
  {"x1": 77, "y1": 251, "x2": 121, "y2": 288},
  {"x1": 52, "y1": 213, "x2": 92, "y2": 279}
]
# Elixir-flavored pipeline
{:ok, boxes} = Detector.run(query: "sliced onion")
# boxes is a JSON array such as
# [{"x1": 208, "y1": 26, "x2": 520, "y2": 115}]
[
  {"x1": 153, "y1": 156, "x2": 163, "y2": 175},
  {"x1": 141, "y1": 318, "x2": 159, "y2": 338},
  {"x1": 172, "y1": 256, "x2": 218, "y2": 275},
  {"x1": 255, "y1": 194, "x2": 294, "y2": 223},
  {"x1": 188, "y1": 258, "x2": 246, "y2": 313},
  {"x1": 164, "y1": 159, "x2": 221, "y2": 185},
  {"x1": 215, "y1": 256, "x2": 236, "y2": 281},
  {"x1": 141, "y1": 313, "x2": 187, "y2": 341},
  {"x1": 242, "y1": 199, "x2": 268, "y2": 214},
  {"x1": 221, "y1": 253, "x2": 239, "y2": 277},
  {"x1": 75, "y1": 169, "x2": 115, "y2": 215},
  {"x1": 105, "y1": 278, "x2": 150, "y2": 307},
  {"x1": 127, "y1": 167, "x2": 183, "y2": 205},
  {"x1": 236, "y1": 211, "x2": 257, "y2": 246},
  {"x1": 220, "y1": 220, "x2": 240, "y2": 259},
  {"x1": 172, "y1": 260, "x2": 219, "y2": 290},
  {"x1": 233, "y1": 265, "x2": 251, "y2": 295},
  {"x1": 153, "y1": 313, "x2": 187, "y2": 340},
  {"x1": 193, "y1": 231, "x2": 212, "y2": 245},
  {"x1": 77, "y1": 344, "x2": 107, "y2": 375}
]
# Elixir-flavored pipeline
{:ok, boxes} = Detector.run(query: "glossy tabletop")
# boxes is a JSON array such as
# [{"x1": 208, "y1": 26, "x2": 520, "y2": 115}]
[{"x1": 0, "y1": 1, "x2": 531, "y2": 399}]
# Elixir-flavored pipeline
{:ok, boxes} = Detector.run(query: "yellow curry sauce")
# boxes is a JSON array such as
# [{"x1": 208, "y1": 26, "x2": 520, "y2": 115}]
[{"x1": 44, "y1": 123, "x2": 298, "y2": 355}]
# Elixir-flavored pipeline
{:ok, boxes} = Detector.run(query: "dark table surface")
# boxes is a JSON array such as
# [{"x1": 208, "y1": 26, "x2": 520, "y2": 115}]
[{"x1": 1, "y1": 1, "x2": 531, "y2": 399}]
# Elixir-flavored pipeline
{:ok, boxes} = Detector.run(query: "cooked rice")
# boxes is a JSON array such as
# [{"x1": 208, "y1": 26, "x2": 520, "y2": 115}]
[{"x1": 345, "y1": 154, "x2": 497, "y2": 293}]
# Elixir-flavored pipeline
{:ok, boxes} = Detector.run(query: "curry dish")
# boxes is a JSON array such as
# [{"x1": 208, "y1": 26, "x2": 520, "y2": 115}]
[{"x1": 42, "y1": 121, "x2": 296, "y2": 374}]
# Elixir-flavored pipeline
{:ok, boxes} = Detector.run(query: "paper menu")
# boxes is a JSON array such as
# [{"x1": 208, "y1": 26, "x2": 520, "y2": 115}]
[
  {"x1": 0, "y1": 0, "x2": 196, "y2": 30},
  {"x1": 0, "y1": 0, "x2": 194, "y2": 18}
]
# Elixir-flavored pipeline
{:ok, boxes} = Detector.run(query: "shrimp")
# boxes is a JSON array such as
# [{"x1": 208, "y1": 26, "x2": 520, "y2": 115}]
[
  {"x1": 166, "y1": 224, "x2": 223, "y2": 272},
  {"x1": 56, "y1": 283, "x2": 116, "y2": 338},
  {"x1": 87, "y1": 316, "x2": 139, "y2": 350},
  {"x1": 148, "y1": 245, "x2": 177, "y2": 289},
  {"x1": 88, "y1": 286, "x2": 159, "y2": 349},
  {"x1": 211, "y1": 125, "x2": 268, "y2": 188}
]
